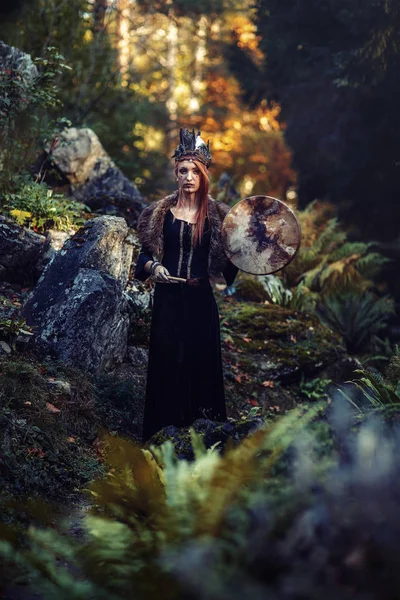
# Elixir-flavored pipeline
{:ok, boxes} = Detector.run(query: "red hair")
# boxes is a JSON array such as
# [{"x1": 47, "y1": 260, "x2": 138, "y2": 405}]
[{"x1": 174, "y1": 159, "x2": 209, "y2": 246}]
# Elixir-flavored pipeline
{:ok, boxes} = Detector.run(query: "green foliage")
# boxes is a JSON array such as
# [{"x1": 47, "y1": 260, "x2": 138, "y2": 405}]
[
  {"x1": 3, "y1": 179, "x2": 88, "y2": 232},
  {"x1": 0, "y1": 46, "x2": 71, "y2": 195},
  {"x1": 240, "y1": 0, "x2": 400, "y2": 240},
  {"x1": 339, "y1": 349, "x2": 400, "y2": 414},
  {"x1": 299, "y1": 376, "x2": 332, "y2": 401},
  {"x1": 0, "y1": 406, "x2": 326, "y2": 599},
  {"x1": 0, "y1": 316, "x2": 33, "y2": 350},
  {"x1": 260, "y1": 275, "x2": 316, "y2": 311},
  {"x1": 283, "y1": 202, "x2": 390, "y2": 294},
  {"x1": 316, "y1": 292, "x2": 394, "y2": 355}
]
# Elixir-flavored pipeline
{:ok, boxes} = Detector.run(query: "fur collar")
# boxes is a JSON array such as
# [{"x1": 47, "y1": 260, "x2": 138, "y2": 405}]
[{"x1": 137, "y1": 191, "x2": 230, "y2": 276}]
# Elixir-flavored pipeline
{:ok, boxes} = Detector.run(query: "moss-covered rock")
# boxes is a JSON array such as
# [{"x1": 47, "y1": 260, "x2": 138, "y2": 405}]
[
  {"x1": 147, "y1": 417, "x2": 265, "y2": 459},
  {"x1": 235, "y1": 276, "x2": 268, "y2": 303}
]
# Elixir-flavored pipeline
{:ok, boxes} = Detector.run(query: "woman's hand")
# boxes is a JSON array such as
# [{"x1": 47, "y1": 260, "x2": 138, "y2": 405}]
[{"x1": 153, "y1": 264, "x2": 172, "y2": 283}]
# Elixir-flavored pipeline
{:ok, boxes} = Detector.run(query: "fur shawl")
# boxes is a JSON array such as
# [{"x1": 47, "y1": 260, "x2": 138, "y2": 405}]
[{"x1": 137, "y1": 191, "x2": 231, "y2": 276}]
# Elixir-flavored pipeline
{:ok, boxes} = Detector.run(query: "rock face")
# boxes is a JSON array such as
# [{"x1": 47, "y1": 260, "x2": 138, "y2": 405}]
[
  {"x1": 47, "y1": 127, "x2": 144, "y2": 227},
  {"x1": 0, "y1": 216, "x2": 45, "y2": 284},
  {"x1": 22, "y1": 216, "x2": 134, "y2": 373}
]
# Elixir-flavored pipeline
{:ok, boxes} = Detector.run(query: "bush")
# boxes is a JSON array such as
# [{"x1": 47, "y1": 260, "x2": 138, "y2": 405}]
[
  {"x1": 316, "y1": 292, "x2": 394, "y2": 354},
  {"x1": 6, "y1": 404, "x2": 400, "y2": 599},
  {"x1": 4, "y1": 179, "x2": 88, "y2": 232}
]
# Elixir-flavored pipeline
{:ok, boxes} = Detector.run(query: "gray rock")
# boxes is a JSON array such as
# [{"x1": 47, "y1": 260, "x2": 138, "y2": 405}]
[
  {"x1": 46, "y1": 379, "x2": 72, "y2": 395},
  {"x1": 22, "y1": 215, "x2": 133, "y2": 374},
  {"x1": 0, "y1": 340, "x2": 12, "y2": 355},
  {"x1": 0, "y1": 216, "x2": 46, "y2": 284},
  {"x1": 128, "y1": 346, "x2": 149, "y2": 368},
  {"x1": 39, "y1": 229, "x2": 72, "y2": 271},
  {"x1": 29, "y1": 268, "x2": 129, "y2": 373},
  {"x1": 46, "y1": 127, "x2": 145, "y2": 227}
]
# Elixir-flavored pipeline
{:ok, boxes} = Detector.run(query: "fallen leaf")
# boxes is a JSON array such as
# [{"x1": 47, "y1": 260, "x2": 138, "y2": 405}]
[
  {"x1": 46, "y1": 402, "x2": 61, "y2": 414},
  {"x1": 290, "y1": 335, "x2": 297, "y2": 343},
  {"x1": 235, "y1": 375, "x2": 242, "y2": 384},
  {"x1": 248, "y1": 399, "x2": 259, "y2": 406},
  {"x1": 262, "y1": 380, "x2": 275, "y2": 388},
  {"x1": 242, "y1": 337, "x2": 251, "y2": 343},
  {"x1": 67, "y1": 437, "x2": 76, "y2": 443}
]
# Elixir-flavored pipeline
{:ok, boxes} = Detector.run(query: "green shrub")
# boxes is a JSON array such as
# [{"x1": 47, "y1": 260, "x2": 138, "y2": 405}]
[
  {"x1": 4, "y1": 179, "x2": 88, "y2": 232},
  {"x1": 316, "y1": 292, "x2": 394, "y2": 354},
  {"x1": 0, "y1": 47, "x2": 71, "y2": 196}
]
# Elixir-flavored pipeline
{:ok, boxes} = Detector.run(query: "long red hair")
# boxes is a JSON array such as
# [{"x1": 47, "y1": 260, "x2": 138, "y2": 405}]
[{"x1": 174, "y1": 159, "x2": 210, "y2": 246}]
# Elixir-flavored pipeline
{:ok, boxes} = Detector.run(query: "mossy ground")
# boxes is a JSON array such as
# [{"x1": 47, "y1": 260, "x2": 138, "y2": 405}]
[
  {"x1": 217, "y1": 294, "x2": 345, "y2": 421},
  {"x1": 0, "y1": 355, "x2": 102, "y2": 507},
  {"x1": 0, "y1": 353, "x2": 145, "y2": 523}
]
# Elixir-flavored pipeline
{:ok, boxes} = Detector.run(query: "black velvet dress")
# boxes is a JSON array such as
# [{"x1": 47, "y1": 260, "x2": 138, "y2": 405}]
[{"x1": 135, "y1": 209, "x2": 236, "y2": 441}]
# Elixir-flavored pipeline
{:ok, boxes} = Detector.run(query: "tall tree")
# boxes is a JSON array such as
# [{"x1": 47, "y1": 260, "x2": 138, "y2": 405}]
[{"x1": 232, "y1": 0, "x2": 400, "y2": 239}]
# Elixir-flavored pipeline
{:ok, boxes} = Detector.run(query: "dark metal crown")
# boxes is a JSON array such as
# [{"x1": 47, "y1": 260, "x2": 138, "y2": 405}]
[{"x1": 171, "y1": 128, "x2": 212, "y2": 168}]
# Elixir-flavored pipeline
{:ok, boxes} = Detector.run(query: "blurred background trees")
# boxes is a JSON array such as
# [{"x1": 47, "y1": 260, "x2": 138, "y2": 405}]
[
  {"x1": 0, "y1": 0, "x2": 295, "y2": 199},
  {"x1": 230, "y1": 0, "x2": 400, "y2": 241}
]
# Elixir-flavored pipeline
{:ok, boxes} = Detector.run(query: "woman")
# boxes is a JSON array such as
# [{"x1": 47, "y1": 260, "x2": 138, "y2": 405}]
[{"x1": 134, "y1": 128, "x2": 238, "y2": 441}]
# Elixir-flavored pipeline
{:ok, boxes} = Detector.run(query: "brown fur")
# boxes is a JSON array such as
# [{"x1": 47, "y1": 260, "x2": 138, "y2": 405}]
[{"x1": 137, "y1": 191, "x2": 231, "y2": 276}]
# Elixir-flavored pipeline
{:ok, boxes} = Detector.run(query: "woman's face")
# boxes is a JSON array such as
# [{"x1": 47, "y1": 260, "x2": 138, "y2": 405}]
[{"x1": 177, "y1": 160, "x2": 201, "y2": 194}]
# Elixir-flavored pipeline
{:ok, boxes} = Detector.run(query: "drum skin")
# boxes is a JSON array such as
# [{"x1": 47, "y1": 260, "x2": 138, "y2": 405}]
[{"x1": 221, "y1": 195, "x2": 301, "y2": 275}]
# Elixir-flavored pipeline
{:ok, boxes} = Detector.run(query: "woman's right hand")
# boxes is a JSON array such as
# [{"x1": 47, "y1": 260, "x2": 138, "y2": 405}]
[{"x1": 153, "y1": 264, "x2": 172, "y2": 283}]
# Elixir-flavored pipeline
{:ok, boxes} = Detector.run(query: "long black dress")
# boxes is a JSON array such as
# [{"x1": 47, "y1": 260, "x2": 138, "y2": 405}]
[{"x1": 135, "y1": 209, "x2": 235, "y2": 441}]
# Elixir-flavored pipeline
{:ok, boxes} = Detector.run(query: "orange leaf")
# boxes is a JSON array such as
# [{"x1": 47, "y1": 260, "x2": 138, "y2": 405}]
[
  {"x1": 248, "y1": 399, "x2": 259, "y2": 406},
  {"x1": 67, "y1": 437, "x2": 76, "y2": 443},
  {"x1": 46, "y1": 402, "x2": 61, "y2": 414},
  {"x1": 242, "y1": 337, "x2": 251, "y2": 343},
  {"x1": 235, "y1": 375, "x2": 242, "y2": 383},
  {"x1": 290, "y1": 335, "x2": 297, "y2": 343}
]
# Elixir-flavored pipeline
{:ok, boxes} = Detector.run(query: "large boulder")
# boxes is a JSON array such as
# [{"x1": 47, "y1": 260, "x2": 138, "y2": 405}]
[
  {"x1": 22, "y1": 216, "x2": 134, "y2": 373},
  {"x1": 0, "y1": 215, "x2": 45, "y2": 284},
  {"x1": 46, "y1": 127, "x2": 145, "y2": 227}
]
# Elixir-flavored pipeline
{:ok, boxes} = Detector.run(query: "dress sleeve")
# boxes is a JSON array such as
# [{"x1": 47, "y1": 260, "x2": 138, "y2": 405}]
[
  {"x1": 222, "y1": 260, "x2": 239, "y2": 287},
  {"x1": 134, "y1": 245, "x2": 154, "y2": 282}
]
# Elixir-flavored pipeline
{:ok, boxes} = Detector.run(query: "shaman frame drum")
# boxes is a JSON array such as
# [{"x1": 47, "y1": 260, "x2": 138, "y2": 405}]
[{"x1": 221, "y1": 195, "x2": 301, "y2": 275}]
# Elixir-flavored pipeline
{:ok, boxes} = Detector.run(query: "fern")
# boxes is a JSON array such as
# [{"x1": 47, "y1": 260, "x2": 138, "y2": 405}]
[
  {"x1": 338, "y1": 367, "x2": 400, "y2": 413},
  {"x1": 0, "y1": 407, "x2": 325, "y2": 599},
  {"x1": 283, "y1": 202, "x2": 389, "y2": 296},
  {"x1": 316, "y1": 292, "x2": 394, "y2": 354}
]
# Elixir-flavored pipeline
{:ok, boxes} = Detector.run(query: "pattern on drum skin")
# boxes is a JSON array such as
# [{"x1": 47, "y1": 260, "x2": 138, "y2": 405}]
[{"x1": 221, "y1": 195, "x2": 301, "y2": 276}]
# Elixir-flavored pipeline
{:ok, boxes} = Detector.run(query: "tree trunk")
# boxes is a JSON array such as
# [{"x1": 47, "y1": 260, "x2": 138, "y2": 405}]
[
  {"x1": 117, "y1": 0, "x2": 131, "y2": 76},
  {"x1": 165, "y1": 9, "x2": 178, "y2": 182},
  {"x1": 93, "y1": 0, "x2": 108, "y2": 33}
]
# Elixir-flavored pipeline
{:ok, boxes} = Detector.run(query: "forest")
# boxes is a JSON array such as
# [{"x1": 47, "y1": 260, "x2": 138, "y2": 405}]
[{"x1": 1, "y1": 1, "x2": 400, "y2": 598}]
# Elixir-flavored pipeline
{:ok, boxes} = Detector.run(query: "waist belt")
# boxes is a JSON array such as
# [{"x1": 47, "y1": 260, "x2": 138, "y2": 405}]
[{"x1": 167, "y1": 276, "x2": 205, "y2": 287}]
